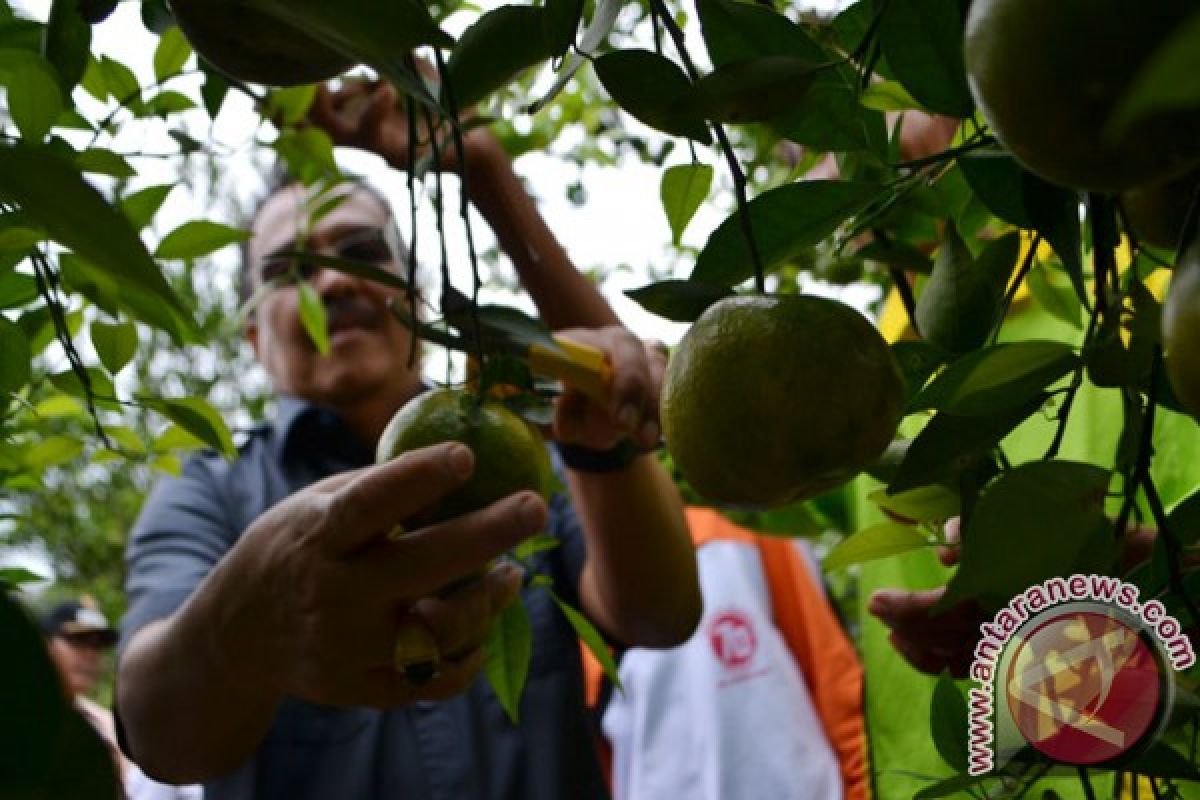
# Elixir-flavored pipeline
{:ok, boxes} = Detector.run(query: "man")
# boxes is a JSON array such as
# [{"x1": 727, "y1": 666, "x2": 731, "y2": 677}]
[
  {"x1": 42, "y1": 597, "x2": 125, "y2": 783},
  {"x1": 116, "y1": 80, "x2": 701, "y2": 799}
]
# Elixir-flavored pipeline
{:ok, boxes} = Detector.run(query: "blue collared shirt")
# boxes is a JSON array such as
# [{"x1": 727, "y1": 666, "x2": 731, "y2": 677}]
[{"x1": 120, "y1": 396, "x2": 608, "y2": 800}]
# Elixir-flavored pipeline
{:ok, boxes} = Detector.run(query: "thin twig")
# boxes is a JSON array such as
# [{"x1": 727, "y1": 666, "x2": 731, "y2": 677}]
[
  {"x1": 989, "y1": 235, "x2": 1041, "y2": 346},
  {"x1": 433, "y1": 50, "x2": 485, "y2": 374},
  {"x1": 1077, "y1": 766, "x2": 1097, "y2": 800},
  {"x1": 28, "y1": 250, "x2": 111, "y2": 448},
  {"x1": 646, "y1": 0, "x2": 766, "y2": 292}
]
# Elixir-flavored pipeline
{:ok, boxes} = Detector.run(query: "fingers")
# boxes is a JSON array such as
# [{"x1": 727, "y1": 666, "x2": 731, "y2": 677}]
[
  {"x1": 869, "y1": 587, "x2": 984, "y2": 678},
  {"x1": 554, "y1": 327, "x2": 664, "y2": 450},
  {"x1": 322, "y1": 443, "x2": 475, "y2": 554},
  {"x1": 372, "y1": 491, "x2": 547, "y2": 599},
  {"x1": 411, "y1": 561, "x2": 525, "y2": 658},
  {"x1": 938, "y1": 517, "x2": 961, "y2": 567}
]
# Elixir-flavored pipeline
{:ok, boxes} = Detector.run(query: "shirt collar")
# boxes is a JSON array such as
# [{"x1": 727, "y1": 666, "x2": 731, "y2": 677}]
[{"x1": 269, "y1": 394, "x2": 372, "y2": 464}]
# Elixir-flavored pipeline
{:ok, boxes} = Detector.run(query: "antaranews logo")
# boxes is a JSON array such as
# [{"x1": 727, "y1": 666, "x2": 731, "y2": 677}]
[{"x1": 967, "y1": 574, "x2": 1195, "y2": 775}]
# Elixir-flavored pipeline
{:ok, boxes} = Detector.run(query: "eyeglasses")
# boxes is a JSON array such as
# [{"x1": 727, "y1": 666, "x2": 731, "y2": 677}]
[{"x1": 259, "y1": 227, "x2": 398, "y2": 286}]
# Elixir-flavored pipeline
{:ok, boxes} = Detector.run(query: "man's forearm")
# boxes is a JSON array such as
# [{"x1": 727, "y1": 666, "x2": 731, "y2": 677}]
[
  {"x1": 462, "y1": 139, "x2": 619, "y2": 331},
  {"x1": 570, "y1": 457, "x2": 701, "y2": 648},
  {"x1": 118, "y1": 582, "x2": 282, "y2": 783}
]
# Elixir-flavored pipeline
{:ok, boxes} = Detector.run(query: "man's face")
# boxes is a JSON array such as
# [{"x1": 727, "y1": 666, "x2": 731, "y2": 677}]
[
  {"x1": 48, "y1": 634, "x2": 106, "y2": 697},
  {"x1": 245, "y1": 184, "x2": 420, "y2": 410}
]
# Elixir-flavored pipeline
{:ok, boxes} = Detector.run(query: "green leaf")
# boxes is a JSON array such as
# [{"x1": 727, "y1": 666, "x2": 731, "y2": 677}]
[
  {"x1": 1120, "y1": 742, "x2": 1200, "y2": 782},
  {"x1": 916, "y1": 230, "x2": 1019, "y2": 355},
  {"x1": 24, "y1": 434, "x2": 84, "y2": 469},
  {"x1": 265, "y1": 84, "x2": 317, "y2": 127},
  {"x1": 441, "y1": 293, "x2": 560, "y2": 355},
  {"x1": 144, "y1": 89, "x2": 195, "y2": 116},
  {"x1": 44, "y1": 0, "x2": 91, "y2": 94},
  {"x1": 1168, "y1": 488, "x2": 1200, "y2": 546},
  {"x1": 104, "y1": 424, "x2": 146, "y2": 456},
  {"x1": 1108, "y1": 11, "x2": 1200, "y2": 138},
  {"x1": 120, "y1": 184, "x2": 173, "y2": 231},
  {"x1": 0, "y1": 49, "x2": 64, "y2": 141},
  {"x1": 199, "y1": 62, "x2": 228, "y2": 119},
  {"x1": 909, "y1": 341, "x2": 1078, "y2": 416},
  {"x1": 75, "y1": 147, "x2": 134, "y2": 178},
  {"x1": 1025, "y1": 177, "x2": 1086, "y2": 309},
  {"x1": 278, "y1": 250, "x2": 408, "y2": 291},
  {"x1": 49, "y1": 366, "x2": 116, "y2": 404},
  {"x1": 891, "y1": 340, "x2": 947, "y2": 398},
  {"x1": 152, "y1": 25, "x2": 190, "y2": 81},
  {"x1": 297, "y1": 281, "x2": 330, "y2": 355},
  {"x1": 274, "y1": 127, "x2": 338, "y2": 186},
  {"x1": 59, "y1": 252, "x2": 119, "y2": 315},
  {"x1": 0, "y1": 143, "x2": 194, "y2": 342},
  {"x1": 939, "y1": 461, "x2": 1114, "y2": 610},
  {"x1": 930, "y1": 672, "x2": 968, "y2": 771},
  {"x1": 824, "y1": 522, "x2": 929, "y2": 571},
  {"x1": 543, "y1": 0, "x2": 582, "y2": 57},
  {"x1": 697, "y1": 0, "x2": 827, "y2": 67},
  {"x1": 0, "y1": 565, "x2": 46, "y2": 587},
  {"x1": 860, "y1": 80, "x2": 923, "y2": 112},
  {"x1": 141, "y1": 0, "x2": 174, "y2": 32},
  {"x1": 624, "y1": 279, "x2": 732, "y2": 323},
  {"x1": 483, "y1": 598, "x2": 532, "y2": 724},
  {"x1": 0, "y1": 313, "x2": 31, "y2": 398},
  {"x1": 551, "y1": 589, "x2": 622, "y2": 693},
  {"x1": 151, "y1": 423, "x2": 207, "y2": 453},
  {"x1": 512, "y1": 533, "x2": 560, "y2": 561},
  {"x1": 33, "y1": 394, "x2": 83, "y2": 418},
  {"x1": 90, "y1": 318, "x2": 137, "y2": 374},
  {"x1": 151, "y1": 453, "x2": 182, "y2": 476},
  {"x1": 869, "y1": 485, "x2": 960, "y2": 524},
  {"x1": 445, "y1": 6, "x2": 553, "y2": 109},
  {"x1": 594, "y1": 50, "x2": 711, "y2": 144},
  {"x1": 856, "y1": 238, "x2": 933, "y2": 272},
  {"x1": 684, "y1": 56, "x2": 822, "y2": 124},
  {"x1": 878, "y1": 0, "x2": 973, "y2": 118},
  {"x1": 889, "y1": 396, "x2": 1044, "y2": 494},
  {"x1": 660, "y1": 164, "x2": 713, "y2": 245},
  {"x1": 1026, "y1": 260, "x2": 1082, "y2": 330},
  {"x1": 0, "y1": 269, "x2": 38, "y2": 309},
  {"x1": 143, "y1": 396, "x2": 236, "y2": 459},
  {"x1": 692, "y1": 180, "x2": 878, "y2": 287},
  {"x1": 155, "y1": 220, "x2": 249, "y2": 260},
  {"x1": 957, "y1": 151, "x2": 1033, "y2": 229},
  {"x1": 98, "y1": 54, "x2": 138, "y2": 104}
]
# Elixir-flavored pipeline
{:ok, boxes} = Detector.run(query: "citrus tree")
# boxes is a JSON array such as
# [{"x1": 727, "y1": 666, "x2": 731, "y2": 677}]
[{"x1": 4, "y1": 0, "x2": 1200, "y2": 796}]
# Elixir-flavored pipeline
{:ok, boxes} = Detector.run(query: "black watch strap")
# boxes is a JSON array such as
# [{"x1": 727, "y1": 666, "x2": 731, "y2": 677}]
[{"x1": 555, "y1": 439, "x2": 644, "y2": 473}]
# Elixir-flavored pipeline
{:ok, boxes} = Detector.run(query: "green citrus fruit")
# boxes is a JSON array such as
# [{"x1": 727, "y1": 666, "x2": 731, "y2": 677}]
[
  {"x1": 661, "y1": 294, "x2": 905, "y2": 509},
  {"x1": 377, "y1": 387, "x2": 552, "y2": 525},
  {"x1": 965, "y1": 0, "x2": 1200, "y2": 192},
  {"x1": 1163, "y1": 244, "x2": 1200, "y2": 417},
  {"x1": 168, "y1": 0, "x2": 352, "y2": 86},
  {"x1": 1124, "y1": 169, "x2": 1200, "y2": 251}
]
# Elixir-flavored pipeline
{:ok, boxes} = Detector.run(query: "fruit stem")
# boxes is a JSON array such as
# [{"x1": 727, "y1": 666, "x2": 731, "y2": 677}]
[{"x1": 648, "y1": 0, "x2": 766, "y2": 293}]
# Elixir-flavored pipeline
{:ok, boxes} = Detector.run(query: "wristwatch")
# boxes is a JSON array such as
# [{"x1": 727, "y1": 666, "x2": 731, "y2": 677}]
[{"x1": 555, "y1": 439, "x2": 644, "y2": 473}]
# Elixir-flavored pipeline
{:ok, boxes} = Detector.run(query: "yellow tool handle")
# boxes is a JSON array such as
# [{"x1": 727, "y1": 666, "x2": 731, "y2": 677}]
[{"x1": 529, "y1": 337, "x2": 612, "y2": 404}]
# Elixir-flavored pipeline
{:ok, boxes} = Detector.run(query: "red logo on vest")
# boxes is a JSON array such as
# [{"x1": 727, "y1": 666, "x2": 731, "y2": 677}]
[{"x1": 708, "y1": 610, "x2": 757, "y2": 670}]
